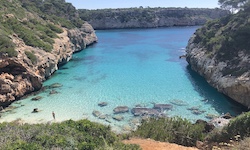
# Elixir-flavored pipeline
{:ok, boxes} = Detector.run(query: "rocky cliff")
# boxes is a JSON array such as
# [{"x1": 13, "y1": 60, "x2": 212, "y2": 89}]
[
  {"x1": 186, "y1": 9, "x2": 250, "y2": 108},
  {"x1": 79, "y1": 8, "x2": 229, "y2": 29},
  {"x1": 0, "y1": 22, "x2": 97, "y2": 107},
  {"x1": 0, "y1": 0, "x2": 97, "y2": 107}
]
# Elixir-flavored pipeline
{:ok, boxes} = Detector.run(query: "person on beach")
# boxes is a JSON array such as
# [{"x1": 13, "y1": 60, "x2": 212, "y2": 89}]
[{"x1": 52, "y1": 111, "x2": 55, "y2": 120}]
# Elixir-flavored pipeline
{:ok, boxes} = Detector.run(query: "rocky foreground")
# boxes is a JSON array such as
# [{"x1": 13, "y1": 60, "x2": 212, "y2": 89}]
[{"x1": 0, "y1": 22, "x2": 97, "y2": 106}]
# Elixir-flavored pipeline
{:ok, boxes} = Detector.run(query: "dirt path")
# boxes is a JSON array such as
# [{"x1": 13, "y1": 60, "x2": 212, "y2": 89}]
[{"x1": 123, "y1": 138, "x2": 198, "y2": 150}]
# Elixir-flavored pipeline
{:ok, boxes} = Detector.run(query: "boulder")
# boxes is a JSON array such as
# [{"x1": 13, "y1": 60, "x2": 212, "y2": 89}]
[
  {"x1": 49, "y1": 90, "x2": 58, "y2": 95},
  {"x1": 153, "y1": 103, "x2": 173, "y2": 111},
  {"x1": 113, "y1": 106, "x2": 129, "y2": 114},
  {"x1": 92, "y1": 110, "x2": 101, "y2": 117},
  {"x1": 221, "y1": 112, "x2": 233, "y2": 119},
  {"x1": 112, "y1": 115, "x2": 124, "y2": 121},
  {"x1": 32, "y1": 108, "x2": 39, "y2": 113},
  {"x1": 195, "y1": 119, "x2": 215, "y2": 133},
  {"x1": 210, "y1": 117, "x2": 230, "y2": 127},
  {"x1": 31, "y1": 96, "x2": 42, "y2": 101},
  {"x1": 49, "y1": 83, "x2": 63, "y2": 88},
  {"x1": 131, "y1": 107, "x2": 160, "y2": 116},
  {"x1": 170, "y1": 99, "x2": 188, "y2": 106},
  {"x1": 98, "y1": 102, "x2": 108, "y2": 107}
]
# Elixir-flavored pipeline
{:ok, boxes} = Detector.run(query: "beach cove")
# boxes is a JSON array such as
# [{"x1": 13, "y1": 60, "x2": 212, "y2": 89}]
[{"x1": 0, "y1": 27, "x2": 245, "y2": 133}]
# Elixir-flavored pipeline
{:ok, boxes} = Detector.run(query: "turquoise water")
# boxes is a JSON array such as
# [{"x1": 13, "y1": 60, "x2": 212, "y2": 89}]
[{"x1": 0, "y1": 27, "x2": 244, "y2": 132}]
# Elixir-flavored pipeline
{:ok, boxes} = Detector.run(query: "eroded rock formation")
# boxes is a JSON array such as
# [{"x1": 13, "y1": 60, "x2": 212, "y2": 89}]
[
  {"x1": 79, "y1": 8, "x2": 229, "y2": 29},
  {"x1": 186, "y1": 35, "x2": 250, "y2": 108},
  {"x1": 0, "y1": 22, "x2": 97, "y2": 106}
]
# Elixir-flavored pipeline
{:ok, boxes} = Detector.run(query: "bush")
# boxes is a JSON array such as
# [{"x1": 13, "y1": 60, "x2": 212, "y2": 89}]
[
  {"x1": 47, "y1": 23, "x2": 63, "y2": 33},
  {"x1": 0, "y1": 35, "x2": 17, "y2": 57},
  {"x1": 132, "y1": 117, "x2": 205, "y2": 146},
  {"x1": 0, "y1": 119, "x2": 139, "y2": 150},
  {"x1": 25, "y1": 51, "x2": 37, "y2": 64}
]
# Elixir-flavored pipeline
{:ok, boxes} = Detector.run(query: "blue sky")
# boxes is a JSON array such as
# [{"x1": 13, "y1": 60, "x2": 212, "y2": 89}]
[{"x1": 65, "y1": 0, "x2": 221, "y2": 9}]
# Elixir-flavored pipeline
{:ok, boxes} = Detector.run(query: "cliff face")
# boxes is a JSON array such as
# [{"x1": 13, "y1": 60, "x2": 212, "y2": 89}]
[
  {"x1": 0, "y1": 0, "x2": 98, "y2": 106},
  {"x1": 79, "y1": 8, "x2": 229, "y2": 29},
  {"x1": 0, "y1": 22, "x2": 97, "y2": 107},
  {"x1": 186, "y1": 10, "x2": 250, "y2": 108}
]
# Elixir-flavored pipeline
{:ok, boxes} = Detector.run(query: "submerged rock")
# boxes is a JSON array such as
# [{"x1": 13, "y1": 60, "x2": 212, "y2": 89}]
[
  {"x1": 131, "y1": 107, "x2": 160, "y2": 116},
  {"x1": 113, "y1": 106, "x2": 129, "y2": 114},
  {"x1": 49, "y1": 83, "x2": 63, "y2": 89},
  {"x1": 92, "y1": 110, "x2": 101, "y2": 117},
  {"x1": 170, "y1": 99, "x2": 188, "y2": 106},
  {"x1": 49, "y1": 90, "x2": 59, "y2": 95},
  {"x1": 192, "y1": 109, "x2": 206, "y2": 115},
  {"x1": 205, "y1": 114, "x2": 219, "y2": 120},
  {"x1": 98, "y1": 102, "x2": 108, "y2": 107},
  {"x1": 98, "y1": 114, "x2": 108, "y2": 120},
  {"x1": 153, "y1": 103, "x2": 173, "y2": 112},
  {"x1": 112, "y1": 115, "x2": 124, "y2": 121},
  {"x1": 32, "y1": 108, "x2": 39, "y2": 113},
  {"x1": 31, "y1": 96, "x2": 42, "y2": 101}
]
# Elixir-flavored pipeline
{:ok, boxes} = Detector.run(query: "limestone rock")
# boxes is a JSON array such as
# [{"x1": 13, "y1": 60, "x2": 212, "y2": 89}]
[
  {"x1": 113, "y1": 106, "x2": 129, "y2": 114},
  {"x1": 0, "y1": 22, "x2": 97, "y2": 107},
  {"x1": 186, "y1": 34, "x2": 250, "y2": 108}
]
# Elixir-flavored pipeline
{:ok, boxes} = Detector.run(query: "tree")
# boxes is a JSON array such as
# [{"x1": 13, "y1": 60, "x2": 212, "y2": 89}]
[{"x1": 218, "y1": 0, "x2": 249, "y2": 13}]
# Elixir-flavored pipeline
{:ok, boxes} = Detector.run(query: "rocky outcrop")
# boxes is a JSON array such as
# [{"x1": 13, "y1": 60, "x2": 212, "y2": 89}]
[
  {"x1": 186, "y1": 35, "x2": 250, "y2": 108},
  {"x1": 79, "y1": 8, "x2": 229, "y2": 29},
  {"x1": 0, "y1": 22, "x2": 97, "y2": 107},
  {"x1": 68, "y1": 22, "x2": 98, "y2": 53}
]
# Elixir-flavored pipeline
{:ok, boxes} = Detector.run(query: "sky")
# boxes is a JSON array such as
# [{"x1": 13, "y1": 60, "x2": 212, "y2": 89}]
[{"x1": 65, "y1": 0, "x2": 221, "y2": 9}]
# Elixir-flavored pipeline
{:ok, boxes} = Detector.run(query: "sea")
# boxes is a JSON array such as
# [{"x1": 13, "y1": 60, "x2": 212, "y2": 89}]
[{"x1": 0, "y1": 26, "x2": 245, "y2": 133}]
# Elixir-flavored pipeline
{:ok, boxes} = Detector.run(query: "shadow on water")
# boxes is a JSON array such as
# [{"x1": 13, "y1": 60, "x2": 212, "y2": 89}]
[{"x1": 185, "y1": 65, "x2": 247, "y2": 116}]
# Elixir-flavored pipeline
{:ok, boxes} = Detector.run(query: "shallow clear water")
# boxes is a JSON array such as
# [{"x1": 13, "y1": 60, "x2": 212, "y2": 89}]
[{"x1": 0, "y1": 27, "x2": 244, "y2": 132}]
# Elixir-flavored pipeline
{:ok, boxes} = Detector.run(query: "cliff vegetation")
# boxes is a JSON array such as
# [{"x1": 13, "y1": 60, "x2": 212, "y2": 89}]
[
  {"x1": 186, "y1": 0, "x2": 250, "y2": 108},
  {"x1": 0, "y1": 0, "x2": 97, "y2": 106},
  {"x1": 78, "y1": 7, "x2": 229, "y2": 29}
]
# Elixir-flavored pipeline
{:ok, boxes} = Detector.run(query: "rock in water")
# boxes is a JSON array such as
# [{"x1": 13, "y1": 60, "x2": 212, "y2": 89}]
[
  {"x1": 113, "y1": 106, "x2": 129, "y2": 114},
  {"x1": 112, "y1": 115, "x2": 124, "y2": 121},
  {"x1": 32, "y1": 108, "x2": 39, "y2": 113},
  {"x1": 98, "y1": 102, "x2": 108, "y2": 107},
  {"x1": 31, "y1": 96, "x2": 42, "y2": 101},
  {"x1": 92, "y1": 110, "x2": 101, "y2": 117},
  {"x1": 131, "y1": 107, "x2": 160, "y2": 116},
  {"x1": 153, "y1": 103, "x2": 173, "y2": 111}
]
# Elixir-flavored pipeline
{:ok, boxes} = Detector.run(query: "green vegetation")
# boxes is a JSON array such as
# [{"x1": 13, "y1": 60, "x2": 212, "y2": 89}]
[
  {"x1": 132, "y1": 117, "x2": 205, "y2": 147},
  {"x1": 0, "y1": 119, "x2": 140, "y2": 150},
  {"x1": 79, "y1": 7, "x2": 229, "y2": 29},
  {"x1": 0, "y1": 35, "x2": 17, "y2": 57},
  {"x1": 193, "y1": 1, "x2": 250, "y2": 77},
  {"x1": 0, "y1": 0, "x2": 84, "y2": 57},
  {"x1": 25, "y1": 51, "x2": 37, "y2": 64},
  {"x1": 20, "y1": 0, "x2": 84, "y2": 28},
  {"x1": 219, "y1": 0, "x2": 250, "y2": 13}
]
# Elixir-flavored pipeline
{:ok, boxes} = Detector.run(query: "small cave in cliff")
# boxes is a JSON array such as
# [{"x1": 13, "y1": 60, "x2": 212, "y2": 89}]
[{"x1": 0, "y1": 64, "x2": 26, "y2": 75}]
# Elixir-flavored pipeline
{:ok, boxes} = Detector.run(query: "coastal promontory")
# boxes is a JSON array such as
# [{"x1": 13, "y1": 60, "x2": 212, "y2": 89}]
[
  {"x1": 79, "y1": 7, "x2": 229, "y2": 29},
  {"x1": 0, "y1": 0, "x2": 97, "y2": 106},
  {"x1": 186, "y1": 4, "x2": 250, "y2": 108}
]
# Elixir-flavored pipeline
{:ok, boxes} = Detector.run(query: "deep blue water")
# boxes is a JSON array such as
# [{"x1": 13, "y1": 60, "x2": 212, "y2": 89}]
[{"x1": 0, "y1": 27, "x2": 244, "y2": 133}]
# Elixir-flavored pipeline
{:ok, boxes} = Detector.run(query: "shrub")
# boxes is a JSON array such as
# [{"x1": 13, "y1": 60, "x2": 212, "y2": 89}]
[
  {"x1": 25, "y1": 51, "x2": 37, "y2": 64},
  {"x1": 47, "y1": 23, "x2": 63, "y2": 33},
  {"x1": 132, "y1": 117, "x2": 205, "y2": 146},
  {"x1": 0, "y1": 119, "x2": 139, "y2": 150},
  {"x1": 0, "y1": 35, "x2": 17, "y2": 57}
]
